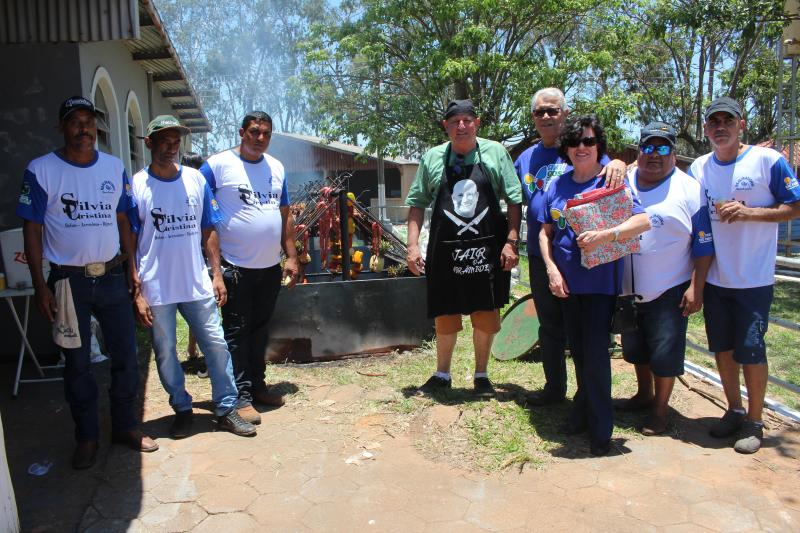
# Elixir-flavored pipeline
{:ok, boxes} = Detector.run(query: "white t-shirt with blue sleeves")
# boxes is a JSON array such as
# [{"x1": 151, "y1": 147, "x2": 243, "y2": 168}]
[
  {"x1": 622, "y1": 167, "x2": 714, "y2": 303},
  {"x1": 199, "y1": 150, "x2": 289, "y2": 269},
  {"x1": 15, "y1": 150, "x2": 133, "y2": 266},
  {"x1": 129, "y1": 165, "x2": 222, "y2": 306},
  {"x1": 689, "y1": 145, "x2": 800, "y2": 288}
]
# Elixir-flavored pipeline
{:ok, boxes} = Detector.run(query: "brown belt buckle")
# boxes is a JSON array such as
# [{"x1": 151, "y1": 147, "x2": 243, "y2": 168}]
[{"x1": 85, "y1": 262, "x2": 106, "y2": 277}]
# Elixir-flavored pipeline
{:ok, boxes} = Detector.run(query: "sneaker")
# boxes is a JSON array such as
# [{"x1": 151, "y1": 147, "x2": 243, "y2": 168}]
[
  {"x1": 196, "y1": 358, "x2": 208, "y2": 378},
  {"x1": 417, "y1": 375, "x2": 452, "y2": 395},
  {"x1": 237, "y1": 404, "x2": 262, "y2": 425},
  {"x1": 218, "y1": 410, "x2": 257, "y2": 437},
  {"x1": 170, "y1": 410, "x2": 194, "y2": 439},
  {"x1": 473, "y1": 377, "x2": 496, "y2": 399},
  {"x1": 733, "y1": 420, "x2": 763, "y2": 454},
  {"x1": 709, "y1": 409, "x2": 746, "y2": 438}
]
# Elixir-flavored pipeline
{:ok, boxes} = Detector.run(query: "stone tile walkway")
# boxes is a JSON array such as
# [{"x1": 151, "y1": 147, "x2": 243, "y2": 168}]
[{"x1": 4, "y1": 361, "x2": 800, "y2": 532}]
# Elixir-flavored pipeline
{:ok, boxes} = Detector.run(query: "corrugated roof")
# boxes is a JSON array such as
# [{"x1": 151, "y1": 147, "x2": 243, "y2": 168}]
[
  {"x1": 127, "y1": 0, "x2": 209, "y2": 133},
  {"x1": 0, "y1": 0, "x2": 139, "y2": 43},
  {"x1": 0, "y1": 0, "x2": 209, "y2": 133},
  {"x1": 272, "y1": 132, "x2": 418, "y2": 166}
]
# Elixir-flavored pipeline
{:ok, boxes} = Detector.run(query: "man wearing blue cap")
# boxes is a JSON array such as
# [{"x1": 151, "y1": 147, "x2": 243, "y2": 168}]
[
  {"x1": 690, "y1": 97, "x2": 800, "y2": 453},
  {"x1": 17, "y1": 96, "x2": 157, "y2": 470},
  {"x1": 619, "y1": 121, "x2": 714, "y2": 435}
]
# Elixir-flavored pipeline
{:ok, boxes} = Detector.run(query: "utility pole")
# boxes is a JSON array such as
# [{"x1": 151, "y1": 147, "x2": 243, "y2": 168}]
[{"x1": 376, "y1": 75, "x2": 388, "y2": 224}]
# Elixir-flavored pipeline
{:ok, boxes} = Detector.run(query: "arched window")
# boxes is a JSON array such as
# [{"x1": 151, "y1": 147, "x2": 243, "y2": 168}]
[
  {"x1": 90, "y1": 67, "x2": 122, "y2": 157},
  {"x1": 94, "y1": 89, "x2": 112, "y2": 155},
  {"x1": 126, "y1": 92, "x2": 145, "y2": 174}
]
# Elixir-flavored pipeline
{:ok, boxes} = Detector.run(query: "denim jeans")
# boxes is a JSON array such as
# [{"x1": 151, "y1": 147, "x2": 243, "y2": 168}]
[
  {"x1": 622, "y1": 281, "x2": 690, "y2": 377},
  {"x1": 560, "y1": 293, "x2": 616, "y2": 446},
  {"x1": 529, "y1": 255, "x2": 568, "y2": 397},
  {"x1": 221, "y1": 263, "x2": 281, "y2": 408},
  {"x1": 48, "y1": 265, "x2": 139, "y2": 442},
  {"x1": 150, "y1": 297, "x2": 238, "y2": 416}
]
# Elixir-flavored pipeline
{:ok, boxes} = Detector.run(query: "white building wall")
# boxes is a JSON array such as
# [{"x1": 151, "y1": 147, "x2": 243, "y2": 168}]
[{"x1": 77, "y1": 41, "x2": 190, "y2": 174}]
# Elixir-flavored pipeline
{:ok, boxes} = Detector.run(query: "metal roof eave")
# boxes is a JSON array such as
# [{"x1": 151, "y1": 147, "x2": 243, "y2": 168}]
[{"x1": 131, "y1": 0, "x2": 210, "y2": 133}]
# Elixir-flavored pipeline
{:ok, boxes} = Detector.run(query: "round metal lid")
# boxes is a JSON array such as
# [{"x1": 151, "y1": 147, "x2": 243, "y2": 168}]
[{"x1": 492, "y1": 293, "x2": 540, "y2": 361}]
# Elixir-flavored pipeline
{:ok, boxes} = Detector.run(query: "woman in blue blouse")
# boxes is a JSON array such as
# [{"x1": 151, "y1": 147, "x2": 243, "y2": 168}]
[{"x1": 538, "y1": 115, "x2": 651, "y2": 456}]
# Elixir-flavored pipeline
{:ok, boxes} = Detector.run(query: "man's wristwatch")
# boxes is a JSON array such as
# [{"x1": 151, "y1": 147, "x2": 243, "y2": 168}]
[{"x1": 506, "y1": 238, "x2": 520, "y2": 248}]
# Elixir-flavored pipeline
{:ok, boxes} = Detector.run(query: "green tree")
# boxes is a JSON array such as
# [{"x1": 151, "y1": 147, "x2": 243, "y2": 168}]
[
  {"x1": 585, "y1": 0, "x2": 788, "y2": 155},
  {"x1": 301, "y1": 0, "x2": 618, "y2": 157},
  {"x1": 159, "y1": 0, "x2": 329, "y2": 152}
]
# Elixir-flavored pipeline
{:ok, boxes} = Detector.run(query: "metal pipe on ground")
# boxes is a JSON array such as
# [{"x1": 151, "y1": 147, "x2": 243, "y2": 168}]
[{"x1": 683, "y1": 360, "x2": 800, "y2": 423}]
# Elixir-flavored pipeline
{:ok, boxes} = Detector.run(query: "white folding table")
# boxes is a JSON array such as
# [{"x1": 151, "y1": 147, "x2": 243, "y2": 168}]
[{"x1": 1, "y1": 288, "x2": 62, "y2": 396}]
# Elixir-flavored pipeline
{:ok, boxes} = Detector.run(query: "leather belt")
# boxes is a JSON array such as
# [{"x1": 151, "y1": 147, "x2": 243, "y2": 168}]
[{"x1": 52, "y1": 254, "x2": 126, "y2": 277}]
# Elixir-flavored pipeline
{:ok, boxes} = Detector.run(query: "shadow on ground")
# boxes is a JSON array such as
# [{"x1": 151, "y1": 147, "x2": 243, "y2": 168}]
[{"x1": 0, "y1": 328, "x2": 154, "y2": 531}]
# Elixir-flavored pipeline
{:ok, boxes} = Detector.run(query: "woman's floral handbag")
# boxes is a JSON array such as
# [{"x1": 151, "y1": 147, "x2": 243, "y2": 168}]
[{"x1": 564, "y1": 184, "x2": 640, "y2": 269}]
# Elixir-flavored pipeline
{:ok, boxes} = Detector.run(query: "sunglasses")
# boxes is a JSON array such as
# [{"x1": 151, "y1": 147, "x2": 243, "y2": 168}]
[
  {"x1": 564, "y1": 136, "x2": 598, "y2": 148},
  {"x1": 640, "y1": 144, "x2": 672, "y2": 156},
  {"x1": 533, "y1": 107, "x2": 561, "y2": 118}
]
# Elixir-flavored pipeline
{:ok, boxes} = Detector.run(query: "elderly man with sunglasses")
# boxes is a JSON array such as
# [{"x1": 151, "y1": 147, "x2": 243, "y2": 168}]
[
  {"x1": 617, "y1": 122, "x2": 714, "y2": 436},
  {"x1": 514, "y1": 88, "x2": 628, "y2": 407}
]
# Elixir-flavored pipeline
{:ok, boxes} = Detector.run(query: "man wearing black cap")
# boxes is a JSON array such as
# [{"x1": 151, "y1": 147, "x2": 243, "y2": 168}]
[
  {"x1": 16, "y1": 96, "x2": 157, "y2": 469},
  {"x1": 128, "y1": 115, "x2": 256, "y2": 438},
  {"x1": 406, "y1": 99, "x2": 523, "y2": 397},
  {"x1": 689, "y1": 97, "x2": 800, "y2": 453},
  {"x1": 617, "y1": 121, "x2": 714, "y2": 435}
]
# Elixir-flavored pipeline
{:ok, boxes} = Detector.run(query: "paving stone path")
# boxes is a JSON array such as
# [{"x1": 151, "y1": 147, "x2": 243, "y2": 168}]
[{"x1": 4, "y1": 362, "x2": 800, "y2": 532}]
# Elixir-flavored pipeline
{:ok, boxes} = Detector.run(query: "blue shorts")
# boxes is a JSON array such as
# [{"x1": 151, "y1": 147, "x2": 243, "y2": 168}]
[
  {"x1": 703, "y1": 283, "x2": 772, "y2": 365},
  {"x1": 622, "y1": 281, "x2": 689, "y2": 377}
]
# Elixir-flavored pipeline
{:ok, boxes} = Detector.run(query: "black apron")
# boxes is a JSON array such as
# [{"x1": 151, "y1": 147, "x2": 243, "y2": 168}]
[{"x1": 425, "y1": 143, "x2": 510, "y2": 318}]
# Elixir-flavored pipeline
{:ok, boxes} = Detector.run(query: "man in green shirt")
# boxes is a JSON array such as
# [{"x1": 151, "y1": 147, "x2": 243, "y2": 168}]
[{"x1": 406, "y1": 99, "x2": 523, "y2": 398}]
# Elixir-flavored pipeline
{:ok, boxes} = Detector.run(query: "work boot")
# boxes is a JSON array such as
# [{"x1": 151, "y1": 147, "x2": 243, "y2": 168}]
[
  {"x1": 72, "y1": 440, "x2": 98, "y2": 470},
  {"x1": 238, "y1": 404, "x2": 262, "y2": 425},
  {"x1": 253, "y1": 388, "x2": 285, "y2": 407},
  {"x1": 169, "y1": 410, "x2": 194, "y2": 439},
  {"x1": 218, "y1": 410, "x2": 257, "y2": 437}
]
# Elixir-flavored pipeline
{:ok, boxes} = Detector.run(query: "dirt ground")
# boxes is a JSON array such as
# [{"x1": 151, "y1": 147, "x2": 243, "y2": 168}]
[{"x1": 2, "y1": 351, "x2": 799, "y2": 532}]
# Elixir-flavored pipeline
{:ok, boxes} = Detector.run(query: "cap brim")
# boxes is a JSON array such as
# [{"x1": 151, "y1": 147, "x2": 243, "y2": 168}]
[
  {"x1": 704, "y1": 108, "x2": 740, "y2": 121},
  {"x1": 148, "y1": 125, "x2": 192, "y2": 137},
  {"x1": 641, "y1": 134, "x2": 675, "y2": 146},
  {"x1": 60, "y1": 106, "x2": 103, "y2": 122}
]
